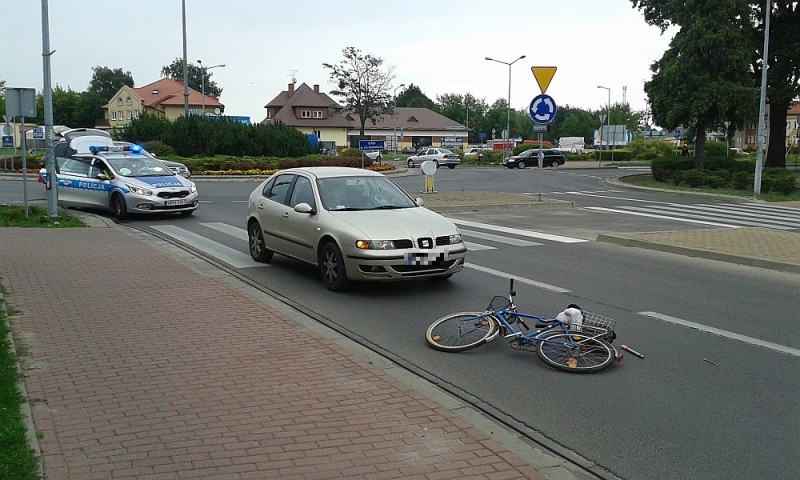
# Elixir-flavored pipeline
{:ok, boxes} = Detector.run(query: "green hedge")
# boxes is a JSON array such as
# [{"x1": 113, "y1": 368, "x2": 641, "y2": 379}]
[{"x1": 650, "y1": 156, "x2": 797, "y2": 194}]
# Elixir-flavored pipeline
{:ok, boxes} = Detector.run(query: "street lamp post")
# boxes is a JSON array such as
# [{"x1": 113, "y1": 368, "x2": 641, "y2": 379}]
[
  {"x1": 393, "y1": 84, "x2": 404, "y2": 159},
  {"x1": 197, "y1": 60, "x2": 225, "y2": 116},
  {"x1": 597, "y1": 85, "x2": 611, "y2": 162},
  {"x1": 486, "y1": 55, "x2": 526, "y2": 158}
]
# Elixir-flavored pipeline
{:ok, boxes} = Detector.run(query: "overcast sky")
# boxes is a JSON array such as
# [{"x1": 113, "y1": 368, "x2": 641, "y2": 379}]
[{"x1": 4, "y1": 1, "x2": 675, "y2": 123}]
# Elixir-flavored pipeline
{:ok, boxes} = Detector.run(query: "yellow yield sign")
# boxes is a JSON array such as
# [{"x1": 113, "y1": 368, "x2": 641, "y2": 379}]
[{"x1": 531, "y1": 66, "x2": 557, "y2": 94}]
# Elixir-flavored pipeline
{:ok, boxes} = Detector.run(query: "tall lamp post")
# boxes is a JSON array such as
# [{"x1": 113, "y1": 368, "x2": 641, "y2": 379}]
[
  {"x1": 486, "y1": 55, "x2": 526, "y2": 158},
  {"x1": 393, "y1": 83, "x2": 405, "y2": 159},
  {"x1": 197, "y1": 59, "x2": 225, "y2": 115},
  {"x1": 597, "y1": 85, "x2": 611, "y2": 162}
]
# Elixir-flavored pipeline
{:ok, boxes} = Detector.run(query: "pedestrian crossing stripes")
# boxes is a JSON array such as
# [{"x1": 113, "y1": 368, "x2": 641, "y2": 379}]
[
  {"x1": 149, "y1": 220, "x2": 585, "y2": 269},
  {"x1": 585, "y1": 202, "x2": 800, "y2": 231}
]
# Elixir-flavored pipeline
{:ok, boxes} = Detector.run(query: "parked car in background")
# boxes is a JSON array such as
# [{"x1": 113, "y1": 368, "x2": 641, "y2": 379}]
[
  {"x1": 364, "y1": 150, "x2": 382, "y2": 163},
  {"x1": 730, "y1": 148, "x2": 749, "y2": 156},
  {"x1": 406, "y1": 148, "x2": 460, "y2": 169},
  {"x1": 246, "y1": 167, "x2": 466, "y2": 291},
  {"x1": 502, "y1": 149, "x2": 565, "y2": 169},
  {"x1": 401, "y1": 146, "x2": 418, "y2": 154},
  {"x1": 159, "y1": 159, "x2": 192, "y2": 179},
  {"x1": 463, "y1": 147, "x2": 492, "y2": 157}
]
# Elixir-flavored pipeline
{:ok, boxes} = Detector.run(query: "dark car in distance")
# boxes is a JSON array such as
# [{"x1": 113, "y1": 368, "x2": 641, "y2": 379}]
[{"x1": 502, "y1": 149, "x2": 565, "y2": 169}]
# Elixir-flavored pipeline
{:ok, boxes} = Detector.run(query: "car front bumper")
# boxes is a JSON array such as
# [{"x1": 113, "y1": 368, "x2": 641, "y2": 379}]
[{"x1": 343, "y1": 246, "x2": 467, "y2": 281}]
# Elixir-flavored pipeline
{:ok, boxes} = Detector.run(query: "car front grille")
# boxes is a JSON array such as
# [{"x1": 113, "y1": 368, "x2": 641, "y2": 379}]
[{"x1": 157, "y1": 190, "x2": 191, "y2": 199}]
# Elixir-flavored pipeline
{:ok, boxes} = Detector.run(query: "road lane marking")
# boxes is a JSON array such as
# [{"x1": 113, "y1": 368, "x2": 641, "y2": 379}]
[
  {"x1": 460, "y1": 229, "x2": 543, "y2": 247},
  {"x1": 466, "y1": 263, "x2": 571, "y2": 293},
  {"x1": 585, "y1": 207, "x2": 743, "y2": 228},
  {"x1": 151, "y1": 225, "x2": 263, "y2": 269},
  {"x1": 465, "y1": 242, "x2": 496, "y2": 251},
  {"x1": 451, "y1": 219, "x2": 588, "y2": 243},
  {"x1": 639, "y1": 311, "x2": 800, "y2": 357},
  {"x1": 201, "y1": 222, "x2": 248, "y2": 241}
]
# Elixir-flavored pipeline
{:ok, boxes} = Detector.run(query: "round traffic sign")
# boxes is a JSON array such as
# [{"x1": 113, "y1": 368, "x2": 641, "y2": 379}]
[
  {"x1": 421, "y1": 160, "x2": 437, "y2": 176},
  {"x1": 529, "y1": 94, "x2": 557, "y2": 125}
]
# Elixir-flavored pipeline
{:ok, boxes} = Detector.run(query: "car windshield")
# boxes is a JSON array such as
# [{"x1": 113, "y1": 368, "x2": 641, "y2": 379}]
[
  {"x1": 107, "y1": 156, "x2": 175, "y2": 178},
  {"x1": 318, "y1": 176, "x2": 417, "y2": 211}
]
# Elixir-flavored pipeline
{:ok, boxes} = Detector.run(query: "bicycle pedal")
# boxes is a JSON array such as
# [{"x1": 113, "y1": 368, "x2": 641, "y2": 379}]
[{"x1": 509, "y1": 340, "x2": 533, "y2": 351}]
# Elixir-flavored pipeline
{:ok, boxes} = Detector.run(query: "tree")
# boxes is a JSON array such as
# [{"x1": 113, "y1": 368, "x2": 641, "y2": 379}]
[
  {"x1": 161, "y1": 58, "x2": 223, "y2": 97},
  {"x1": 632, "y1": 0, "x2": 756, "y2": 168},
  {"x1": 750, "y1": 2, "x2": 800, "y2": 168},
  {"x1": 395, "y1": 83, "x2": 434, "y2": 109},
  {"x1": 323, "y1": 47, "x2": 396, "y2": 139},
  {"x1": 82, "y1": 66, "x2": 135, "y2": 126},
  {"x1": 51, "y1": 85, "x2": 83, "y2": 127}
]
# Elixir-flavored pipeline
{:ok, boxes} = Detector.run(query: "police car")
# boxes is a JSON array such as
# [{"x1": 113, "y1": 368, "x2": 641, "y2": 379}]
[{"x1": 39, "y1": 133, "x2": 198, "y2": 220}]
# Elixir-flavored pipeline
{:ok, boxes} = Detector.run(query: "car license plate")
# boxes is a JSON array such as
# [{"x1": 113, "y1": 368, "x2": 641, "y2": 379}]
[
  {"x1": 165, "y1": 199, "x2": 188, "y2": 206},
  {"x1": 406, "y1": 250, "x2": 447, "y2": 266}
]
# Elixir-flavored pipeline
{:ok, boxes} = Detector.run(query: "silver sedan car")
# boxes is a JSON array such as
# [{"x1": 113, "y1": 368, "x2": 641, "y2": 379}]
[{"x1": 246, "y1": 167, "x2": 467, "y2": 291}]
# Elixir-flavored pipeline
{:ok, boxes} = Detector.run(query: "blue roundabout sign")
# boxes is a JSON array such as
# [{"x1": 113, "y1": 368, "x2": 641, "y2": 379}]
[{"x1": 529, "y1": 94, "x2": 557, "y2": 125}]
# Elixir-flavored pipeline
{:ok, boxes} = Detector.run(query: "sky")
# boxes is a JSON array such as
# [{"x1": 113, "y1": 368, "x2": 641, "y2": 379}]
[{"x1": 3, "y1": 1, "x2": 676, "y2": 124}]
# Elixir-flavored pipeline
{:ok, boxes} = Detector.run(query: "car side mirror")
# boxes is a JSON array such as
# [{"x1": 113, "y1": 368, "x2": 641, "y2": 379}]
[
  {"x1": 294, "y1": 202, "x2": 315, "y2": 215},
  {"x1": 415, "y1": 197, "x2": 425, "y2": 207}
]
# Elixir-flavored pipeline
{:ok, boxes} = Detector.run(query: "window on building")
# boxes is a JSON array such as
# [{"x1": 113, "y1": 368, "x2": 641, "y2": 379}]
[
  {"x1": 301, "y1": 110, "x2": 311, "y2": 118},
  {"x1": 127, "y1": 110, "x2": 132, "y2": 120},
  {"x1": 111, "y1": 111, "x2": 118, "y2": 120},
  {"x1": 116, "y1": 98, "x2": 123, "y2": 106},
  {"x1": 126, "y1": 96, "x2": 132, "y2": 105},
  {"x1": 313, "y1": 110, "x2": 322, "y2": 118}
]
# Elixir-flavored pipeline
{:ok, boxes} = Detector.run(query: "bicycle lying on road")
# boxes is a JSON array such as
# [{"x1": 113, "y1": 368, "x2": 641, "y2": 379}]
[{"x1": 425, "y1": 279, "x2": 623, "y2": 373}]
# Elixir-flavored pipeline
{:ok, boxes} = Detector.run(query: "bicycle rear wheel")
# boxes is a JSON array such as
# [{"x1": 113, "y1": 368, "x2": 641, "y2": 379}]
[
  {"x1": 425, "y1": 311, "x2": 498, "y2": 352},
  {"x1": 535, "y1": 331, "x2": 615, "y2": 373}
]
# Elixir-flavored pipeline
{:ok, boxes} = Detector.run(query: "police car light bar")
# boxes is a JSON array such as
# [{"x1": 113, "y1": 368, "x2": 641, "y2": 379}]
[{"x1": 89, "y1": 144, "x2": 143, "y2": 153}]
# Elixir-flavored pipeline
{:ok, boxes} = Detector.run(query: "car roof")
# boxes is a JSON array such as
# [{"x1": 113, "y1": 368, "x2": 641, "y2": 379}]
[{"x1": 278, "y1": 166, "x2": 383, "y2": 180}]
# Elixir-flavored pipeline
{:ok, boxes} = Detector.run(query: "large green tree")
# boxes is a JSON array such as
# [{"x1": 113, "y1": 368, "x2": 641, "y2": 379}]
[
  {"x1": 83, "y1": 66, "x2": 135, "y2": 126},
  {"x1": 632, "y1": 0, "x2": 756, "y2": 168},
  {"x1": 750, "y1": 2, "x2": 800, "y2": 167},
  {"x1": 161, "y1": 58, "x2": 223, "y2": 97},
  {"x1": 395, "y1": 83, "x2": 434, "y2": 109},
  {"x1": 323, "y1": 47, "x2": 396, "y2": 138}
]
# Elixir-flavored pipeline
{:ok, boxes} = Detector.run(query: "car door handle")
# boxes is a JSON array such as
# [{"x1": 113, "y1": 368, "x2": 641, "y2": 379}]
[{"x1": 281, "y1": 212, "x2": 289, "y2": 218}]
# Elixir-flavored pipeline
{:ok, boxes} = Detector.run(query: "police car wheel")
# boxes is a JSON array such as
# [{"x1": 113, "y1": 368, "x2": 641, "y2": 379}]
[{"x1": 111, "y1": 194, "x2": 129, "y2": 220}]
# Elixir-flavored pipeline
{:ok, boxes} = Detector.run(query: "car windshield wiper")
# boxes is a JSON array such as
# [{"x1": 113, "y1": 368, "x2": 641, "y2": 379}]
[{"x1": 366, "y1": 205, "x2": 407, "y2": 210}]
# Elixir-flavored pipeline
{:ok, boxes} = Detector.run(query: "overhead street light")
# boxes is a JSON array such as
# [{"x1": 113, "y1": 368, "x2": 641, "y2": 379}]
[
  {"x1": 393, "y1": 84, "x2": 405, "y2": 159},
  {"x1": 485, "y1": 55, "x2": 526, "y2": 158},
  {"x1": 197, "y1": 59, "x2": 226, "y2": 116},
  {"x1": 597, "y1": 85, "x2": 611, "y2": 163}
]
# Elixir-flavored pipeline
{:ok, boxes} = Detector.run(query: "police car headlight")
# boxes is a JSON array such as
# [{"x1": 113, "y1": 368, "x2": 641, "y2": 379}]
[{"x1": 125, "y1": 182, "x2": 153, "y2": 196}]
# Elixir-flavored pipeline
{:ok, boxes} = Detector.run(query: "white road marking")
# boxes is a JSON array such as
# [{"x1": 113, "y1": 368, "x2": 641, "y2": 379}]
[
  {"x1": 639, "y1": 311, "x2": 800, "y2": 357},
  {"x1": 464, "y1": 242, "x2": 496, "y2": 251},
  {"x1": 586, "y1": 206, "x2": 743, "y2": 228},
  {"x1": 451, "y1": 219, "x2": 588, "y2": 243},
  {"x1": 151, "y1": 225, "x2": 263, "y2": 269},
  {"x1": 460, "y1": 229, "x2": 543, "y2": 247},
  {"x1": 201, "y1": 222, "x2": 248, "y2": 241},
  {"x1": 466, "y1": 263, "x2": 571, "y2": 293}
]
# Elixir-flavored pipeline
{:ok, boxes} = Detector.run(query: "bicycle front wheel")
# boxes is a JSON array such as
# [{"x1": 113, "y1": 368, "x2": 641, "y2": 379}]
[
  {"x1": 536, "y1": 332, "x2": 615, "y2": 373},
  {"x1": 425, "y1": 311, "x2": 498, "y2": 352}
]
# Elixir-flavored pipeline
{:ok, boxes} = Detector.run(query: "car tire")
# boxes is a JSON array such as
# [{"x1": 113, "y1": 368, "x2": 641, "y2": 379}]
[
  {"x1": 517, "y1": 160, "x2": 527, "y2": 169},
  {"x1": 551, "y1": 159, "x2": 560, "y2": 168},
  {"x1": 434, "y1": 160, "x2": 440, "y2": 168},
  {"x1": 447, "y1": 164, "x2": 456, "y2": 169},
  {"x1": 111, "y1": 194, "x2": 129, "y2": 220},
  {"x1": 319, "y1": 242, "x2": 350, "y2": 292},
  {"x1": 248, "y1": 220, "x2": 274, "y2": 263},
  {"x1": 407, "y1": 159, "x2": 415, "y2": 168}
]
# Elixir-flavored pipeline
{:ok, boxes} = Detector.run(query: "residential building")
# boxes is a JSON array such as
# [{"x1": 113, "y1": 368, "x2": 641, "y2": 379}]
[
  {"x1": 102, "y1": 78, "x2": 224, "y2": 130},
  {"x1": 261, "y1": 82, "x2": 467, "y2": 151}
]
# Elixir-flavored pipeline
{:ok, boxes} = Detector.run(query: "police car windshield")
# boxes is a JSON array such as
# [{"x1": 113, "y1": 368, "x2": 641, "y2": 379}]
[{"x1": 107, "y1": 157, "x2": 174, "y2": 178}]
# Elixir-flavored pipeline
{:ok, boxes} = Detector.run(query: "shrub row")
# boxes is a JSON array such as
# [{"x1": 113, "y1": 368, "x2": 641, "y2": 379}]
[
  {"x1": 118, "y1": 113, "x2": 314, "y2": 158},
  {"x1": 651, "y1": 156, "x2": 798, "y2": 194}
]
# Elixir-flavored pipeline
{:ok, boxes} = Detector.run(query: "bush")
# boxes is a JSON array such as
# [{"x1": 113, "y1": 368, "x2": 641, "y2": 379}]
[
  {"x1": 762, "y1": 168, "x2": 798, "y2": 195},
  {"x1": 651, "y1": 156, "x2": 695, "y2": 182},
  {"x1": 143, "y1": 140, "x2": 175, "y2": 157}
]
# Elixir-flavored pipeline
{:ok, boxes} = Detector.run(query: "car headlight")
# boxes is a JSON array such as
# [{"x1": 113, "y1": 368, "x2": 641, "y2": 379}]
[
  {"x1": 125, "y1": 182, "x2": 153, "y2": 196},
  {"x1": 449, "y1": 234, "x2": 463, "y2": 244},
  {"x1": 355, "y1": 240, "x2": 395, "y2": 250},
  {"x1": 190, "y1": 182, "x2": 197, "y2": 193}
]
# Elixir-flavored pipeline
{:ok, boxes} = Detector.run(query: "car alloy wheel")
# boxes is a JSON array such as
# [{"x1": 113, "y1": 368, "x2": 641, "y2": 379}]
[
  {"x1": 248, "y1": 221, "x2": 274, "y2": 262},
  {"x1": 319, "y1": 242, "x2": 350, "y2": 291}
]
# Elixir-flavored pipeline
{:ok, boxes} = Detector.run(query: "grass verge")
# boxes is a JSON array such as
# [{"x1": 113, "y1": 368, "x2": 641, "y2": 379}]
[
  {"x1": 0, "y1": 287, "x2": 40, "y2": 479},
  {"x1": 0, "y1": 204, "x2": 85, "y2": 228}
]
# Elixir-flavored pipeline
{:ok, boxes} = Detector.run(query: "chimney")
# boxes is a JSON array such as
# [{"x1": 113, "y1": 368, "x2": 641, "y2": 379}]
[
  {"x1": 313, "y1": 84, "x2": 319, "y2": 93},
  {"x1": 288, "y1": 83, "x2": 295, "y2": 97}
]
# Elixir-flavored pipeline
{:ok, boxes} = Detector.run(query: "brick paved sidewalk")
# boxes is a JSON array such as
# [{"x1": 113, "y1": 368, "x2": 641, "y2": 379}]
[{"x1": 1, "y1": 227, "x2": 548, "y2": 480}]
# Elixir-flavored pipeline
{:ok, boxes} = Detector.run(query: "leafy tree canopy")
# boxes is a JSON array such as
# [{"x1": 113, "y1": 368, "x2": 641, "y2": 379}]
[
  {"x1": 161, "y1": 58, "x2": 223, "y2": 97},
  {"x1": 395, "y1": 83, "x2": 434, "y2": 109},
  {"x1": 88, "y1": 66, "x2": 134, "y2": 100},
  {"x1": 323, "y1": 47, "x2": 396, "y2": 137}
]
